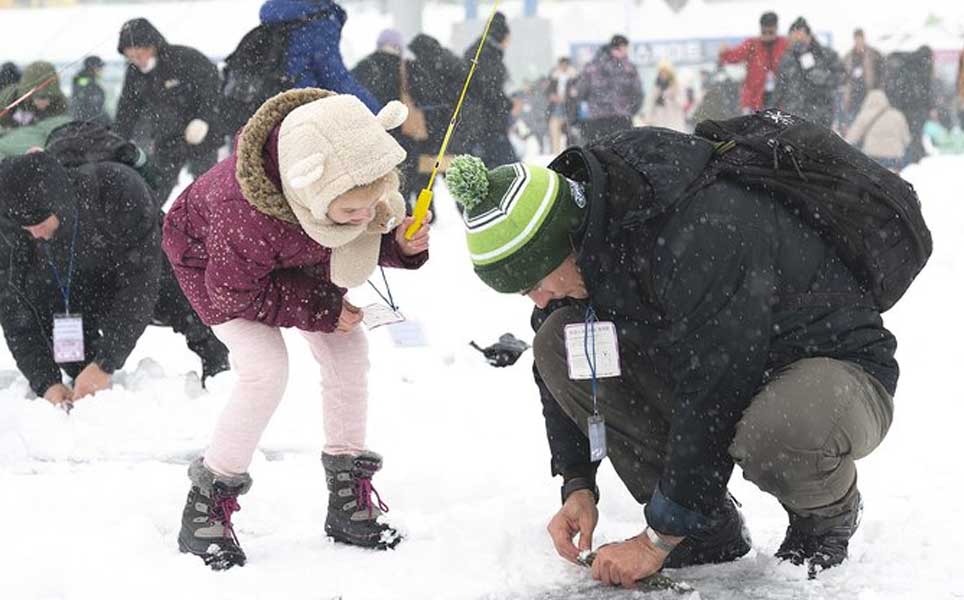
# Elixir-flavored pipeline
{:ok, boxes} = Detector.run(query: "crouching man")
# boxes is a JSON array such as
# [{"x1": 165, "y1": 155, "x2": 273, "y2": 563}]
[
  {"x1": 445, "y1": 120, "x2": 911, "y2": 585},
  {"x1": 0, "y1": 152, "x2": 225, "y2": 405}
]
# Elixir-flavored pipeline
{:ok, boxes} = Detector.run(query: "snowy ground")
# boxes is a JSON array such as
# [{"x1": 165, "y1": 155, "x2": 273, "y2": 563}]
[{"x1": 1, "y1": 153, "x2": 963, "y2": 600}]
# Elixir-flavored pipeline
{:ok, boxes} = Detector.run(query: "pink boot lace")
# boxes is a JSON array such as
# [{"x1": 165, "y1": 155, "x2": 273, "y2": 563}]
[
  {"x1": 354, "y1": 477, "x2": 390, "y2": 518},
  {"x1": 214, "y1": 496, "x2": 242, "y2": 543}
]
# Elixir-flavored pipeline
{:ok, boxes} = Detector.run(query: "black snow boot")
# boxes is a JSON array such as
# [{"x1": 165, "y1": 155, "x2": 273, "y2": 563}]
[
  {"x1": 775, "y1": 490, "x2": 863, "y2": 578},
  {"x1": 322, "y1": 451, "x2": 402, "y2": 550},
  {"x1": 663, "y1": 493, "x2": 752, "y2": 569},
  {"x1": 177, "y1": 457, "x2": 252, "y2": 570}
]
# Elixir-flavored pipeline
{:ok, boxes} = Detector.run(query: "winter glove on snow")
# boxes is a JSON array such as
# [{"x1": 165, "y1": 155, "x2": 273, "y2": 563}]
[
  {"x1": 470, "y1": 333, "x2": 531, "y2": 368},
  {"x1": 184, "y1": 119, "x2": 209, "y2": 145}
]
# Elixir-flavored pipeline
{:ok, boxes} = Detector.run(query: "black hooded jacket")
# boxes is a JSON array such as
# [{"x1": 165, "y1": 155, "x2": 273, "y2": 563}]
[
  {"x1": 71, "y1": 67, "x2": 110, "y2": 125},
  {"x1": 0, "y1": 159, "x2": 161, "y2": 395},
  {"x1": 351, "y1": 50, "x2": 404, "y2": 109},
  {"x1": 533, "y1": 127, "x2": 898, "y2": 536},
  {"x1": 459, "y1": 37, "x2": 514, "y2": 148},
  {"x1": 773, "y1": 39, "x2": 845, "y2": 127},
  {"x1": 114, "y1": 18, "x2": 221, "y2": 152},
  {"x1": 407, "y1": 34, "x2": 469, "y2": 150}
]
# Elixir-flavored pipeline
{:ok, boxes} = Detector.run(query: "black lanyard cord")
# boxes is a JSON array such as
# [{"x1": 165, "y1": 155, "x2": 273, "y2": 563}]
[{"x1": 367, "y1": 267, "x2": 398, "y2": 311}]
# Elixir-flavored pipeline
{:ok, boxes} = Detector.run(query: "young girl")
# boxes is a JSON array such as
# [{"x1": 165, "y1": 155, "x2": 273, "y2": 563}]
[{"x1": 162, "y1": 89, "x2": 430, "y2": 570}]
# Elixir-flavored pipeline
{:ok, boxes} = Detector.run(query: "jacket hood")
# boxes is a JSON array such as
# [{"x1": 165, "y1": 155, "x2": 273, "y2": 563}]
[
  {"x1": 548, "y1": 128, "x2": 717, "y2": 283},
  {"x1": 409, "y1": 33, "x2": 442, "y2": 58},
  {"x1": 16, "y1": 61, "x2": 66, "y2": 105},
  {"x1": 117, "y1": 18, "x2": 167, "y2": 53},
  {"x1": 235, "y1": 88, "x2": 334, "y2": 223},
  {"x1": 602, "y1": 127, "x2": 716, "y2": 212},
  {"x1": 260, "y1": 0, "x2": 345, "y2": 26}
]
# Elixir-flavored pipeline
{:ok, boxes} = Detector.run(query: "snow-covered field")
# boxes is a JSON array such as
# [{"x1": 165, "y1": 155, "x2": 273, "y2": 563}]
[{"x1": 0, "y1": 152, "x2": 962, "y2": 599}]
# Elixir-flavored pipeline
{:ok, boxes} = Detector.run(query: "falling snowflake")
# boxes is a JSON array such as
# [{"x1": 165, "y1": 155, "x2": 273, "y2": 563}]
[{"x1": 763, "y1": 110, "x2": 795, "y2": 126}]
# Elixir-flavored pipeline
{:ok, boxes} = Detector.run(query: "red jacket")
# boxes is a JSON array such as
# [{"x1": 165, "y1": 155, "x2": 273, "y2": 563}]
[{"x1": 719, "y1": 37, "x2": 789, "y2": 111}]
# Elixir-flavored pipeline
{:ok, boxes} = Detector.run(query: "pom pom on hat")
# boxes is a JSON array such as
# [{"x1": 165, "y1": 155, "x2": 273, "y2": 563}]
[{"x1": 447, "y1": 155, "x2": 490, "y2": 210}]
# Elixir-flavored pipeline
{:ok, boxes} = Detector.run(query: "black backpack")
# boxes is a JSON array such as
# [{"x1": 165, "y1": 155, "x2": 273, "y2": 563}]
[
  {"x1": 45, "y1": 120, "x2": 161, "y2": 200},
  {"x1": 221, "y1": 13, "x2": 327, "y2": 137},
  {"x1": 45, "y1": 120, "x2": 142, "y2": 168},
  {"x1": 692, "y1": 109, "x2": 932, "y2": 312}
]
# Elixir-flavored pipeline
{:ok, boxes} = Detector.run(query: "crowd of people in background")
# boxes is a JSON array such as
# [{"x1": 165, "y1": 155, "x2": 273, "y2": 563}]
[
  {"x1": 0, "y1": 3, "x2": 961, "y2": 403},
  {"x1": 3, "y1": 8, "x2": 964, "y2": 180},
  {"x1": 529, "y1": 11, "x2": 964, "y2": 169}
]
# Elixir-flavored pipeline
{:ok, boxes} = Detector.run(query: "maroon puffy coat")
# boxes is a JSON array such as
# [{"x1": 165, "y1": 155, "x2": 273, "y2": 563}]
[{"x1": 162, "y1": 92, "x2": 425, "y2": 333}]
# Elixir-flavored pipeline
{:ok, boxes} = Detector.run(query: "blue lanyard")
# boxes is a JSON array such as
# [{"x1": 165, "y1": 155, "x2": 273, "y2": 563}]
[
  {"x1": 583, "y1": 304, "x2": 599, "y2": 415},
  {"x1": 367, "y1": 267, "x2": 398, "y2": 311},
  {"x1": 41, "y1": 209, "x2": 79, "y2": 315}
]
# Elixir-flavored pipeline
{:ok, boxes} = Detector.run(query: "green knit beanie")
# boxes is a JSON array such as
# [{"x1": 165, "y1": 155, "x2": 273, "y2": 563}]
[{"x1": 448, "y1": 155, "x2": 587, "y2": 294}]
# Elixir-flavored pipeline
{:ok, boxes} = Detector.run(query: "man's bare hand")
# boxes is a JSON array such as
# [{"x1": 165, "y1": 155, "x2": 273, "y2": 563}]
[{"x1": 547, "y1": 489, "x2": 598, "y2": 563}]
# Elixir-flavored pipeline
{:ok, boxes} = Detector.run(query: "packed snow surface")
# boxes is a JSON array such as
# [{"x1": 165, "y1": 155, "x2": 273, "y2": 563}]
[{"x1": 1, "y1": 154, "x2": 962, "y2": 599}]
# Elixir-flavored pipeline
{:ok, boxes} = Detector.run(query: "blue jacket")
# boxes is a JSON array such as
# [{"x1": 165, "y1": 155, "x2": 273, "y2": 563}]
[{"x1": 259, "y1": 0, "x2": 380, "y2": 112}]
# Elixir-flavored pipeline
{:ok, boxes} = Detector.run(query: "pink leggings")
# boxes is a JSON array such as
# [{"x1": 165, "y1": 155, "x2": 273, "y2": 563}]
[{"x1": 203, "y1": 319, "x2": 369, "y2": 476}]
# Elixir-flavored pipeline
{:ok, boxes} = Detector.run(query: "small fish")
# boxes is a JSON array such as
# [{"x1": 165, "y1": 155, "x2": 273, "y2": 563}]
[{"x1": 576, "y1": 550, "x2": 696, "y2": 595}]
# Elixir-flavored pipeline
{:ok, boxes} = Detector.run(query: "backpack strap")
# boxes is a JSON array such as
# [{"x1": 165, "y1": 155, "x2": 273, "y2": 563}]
[{"x1": 852, "y1": 107, "x2": 889, "y2": 148}]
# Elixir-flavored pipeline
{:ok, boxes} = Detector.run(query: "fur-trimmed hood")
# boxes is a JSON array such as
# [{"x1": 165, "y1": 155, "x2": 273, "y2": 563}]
[{"x1": 235, "y1": 87, "x2": 333, "y2": 223}]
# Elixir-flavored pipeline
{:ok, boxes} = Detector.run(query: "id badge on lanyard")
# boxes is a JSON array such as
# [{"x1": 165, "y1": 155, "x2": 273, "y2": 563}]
[
  {"x1": 44, "y1": 208, "x2": 82, "y2": 364},
  {"x1": 362, "y1": 267, "x2": 406, "y2": 330},
  {"x1": 362, "y1": 303, "x2": 406, "y2": 329},
  {"x1": 53, "y1": 313, "x2": 84, "y2": 363},
  {"x1": 564, "y1": 307, "x2": 621, "y2": 461}
]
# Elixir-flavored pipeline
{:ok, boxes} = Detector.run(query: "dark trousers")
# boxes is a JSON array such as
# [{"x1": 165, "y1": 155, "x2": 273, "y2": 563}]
[
  {"x1": 534, "y1": 306, "x2": 893, "y2": 519},
  {"x1": 153, "y1": 260, "x2": 228, "y2": 371},
  {"x1": 154, "y1": 141, "x2": 219, "y2": 206}
]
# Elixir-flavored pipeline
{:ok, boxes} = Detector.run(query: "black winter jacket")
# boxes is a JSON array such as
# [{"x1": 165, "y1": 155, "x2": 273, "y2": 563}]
[
  {"x1": 773, "y1": 40, "x2": 845, "y2": 127},
  {"x1": 114, "y1": 24, "x2": 221, "y2": 154},
  {"x1": 0, "y1": 163, "x2": 161, "y2": 395},
  {"x1": 351, "y1": 50, "x2": 404, "y2": 109},
  {"x1": 460, "y1": 38, "x2": 514, "y2": 145},
  {"x1": 534, "y1": 128, "x2": 898, "y2": 536},
  {"x1": 408, "y1": 34, "x2": 468, "y2": 151},
  {"x1": 71, "y1": 68, "x2": 110, "y2": 125}
]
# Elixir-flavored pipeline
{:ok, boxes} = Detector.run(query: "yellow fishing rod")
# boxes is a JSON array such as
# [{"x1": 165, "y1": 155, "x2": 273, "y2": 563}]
[{"x1": 404, "y1": 0, "x2": 502, "y2": 240}]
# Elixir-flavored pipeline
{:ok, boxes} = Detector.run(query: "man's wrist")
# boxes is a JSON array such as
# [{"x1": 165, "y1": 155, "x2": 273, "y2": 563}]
[
  {"x1": 644, "y1": 526, "x2": 682, "y2": 554},
  {"x1": 561, "y1": 476, "x2": 599, "y2": 505},
  {"x1": 91, "y1": 357, "x2": 115, "y2": 374}
]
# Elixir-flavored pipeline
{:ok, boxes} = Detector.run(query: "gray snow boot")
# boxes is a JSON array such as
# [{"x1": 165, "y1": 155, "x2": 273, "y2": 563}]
[
  {"x1": 177, "y1": 457, "x2": 252, "y2": 570},
  {"x1": 322, "y1": 451, "x2": 402, "y2": 550}
]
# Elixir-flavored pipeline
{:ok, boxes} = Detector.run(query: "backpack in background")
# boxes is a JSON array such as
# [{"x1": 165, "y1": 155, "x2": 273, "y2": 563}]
[
  {"x1": 221, "y1": 12, "x2": 328, "y2": 137},
  {"x1": 45, "y1": 120, "x2": 142, "y2": 168},
  {"x1": 694, "y1": 109, "x2": 932, "y2": 312},
  {"x1": 45, "y1": 120, "x2": 160, "y2": 199}
]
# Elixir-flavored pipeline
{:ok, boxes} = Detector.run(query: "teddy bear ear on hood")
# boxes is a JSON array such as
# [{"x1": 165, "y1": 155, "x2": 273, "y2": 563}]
[
  {"x1": 285, "y1": 153, "x2": 326, "y2": 190},
  {"x1": 376, "y1": 100, "x2": 409, "y2": 131}
]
